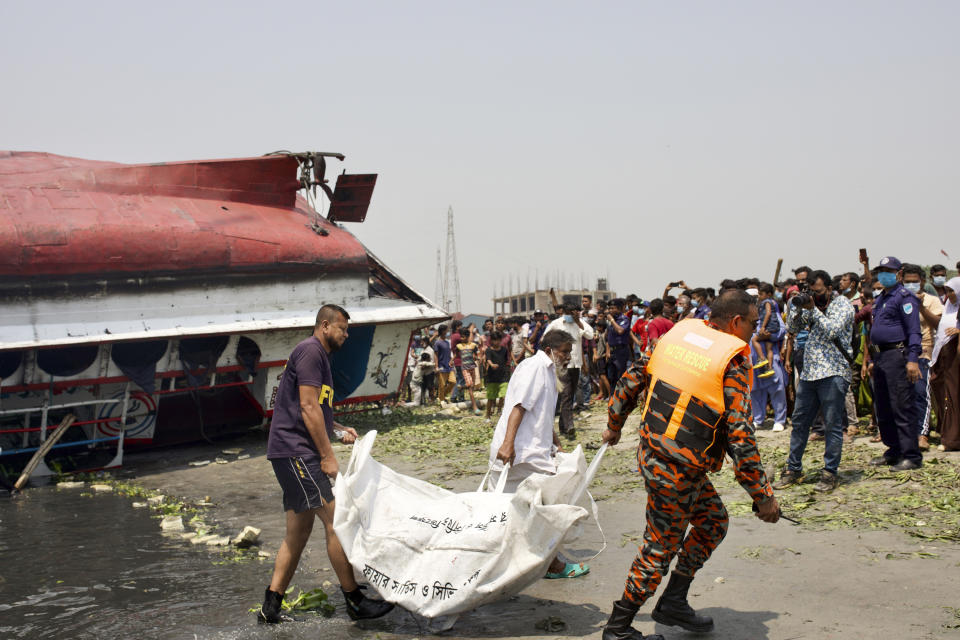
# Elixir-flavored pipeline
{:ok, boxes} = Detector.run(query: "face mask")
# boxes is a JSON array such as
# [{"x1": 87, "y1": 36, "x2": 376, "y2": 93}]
[
  {"x1": 843, "y1": 287, "x2": 852, "y2": 294},
  {"x1": 676, "y1": 305, "x2": 686, "y2": 314},
  {"x1": 933, "y1": 275, "x2": 946, "y2": 287},
  {"x1": 813, "y1": 292, "x2": 831, "y2": 308},
  {"x1": 562, "y1": 314, "x2": 573, "y2": 323},
  {"x1": 877, "y1": 272, "x2": 898, "y2": 288},
  {"x1": 632, "y1": 306, "x2": 641, "y2": 314},
  {"x1": 745, "y1": 288, "x2": 759, "y2": 296},
  {"x1": 774, "y1": 291, "x2": 783, "y2": 301},
  {"x1": 904, "y1": 282, "x2": 921, "y2": 294},
  {"x1": 690, "y1": 300, "x2": 699, "y2": 308}
]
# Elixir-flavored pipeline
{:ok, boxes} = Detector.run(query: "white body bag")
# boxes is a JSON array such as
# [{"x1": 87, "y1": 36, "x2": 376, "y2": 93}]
[{"x1": 333, "y1": 431, "x2": 606, "y2": 619}]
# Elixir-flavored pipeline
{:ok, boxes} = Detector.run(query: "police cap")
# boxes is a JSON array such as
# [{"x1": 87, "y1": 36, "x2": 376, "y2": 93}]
[{"x1": 877, "y1": 256, "x2": 902, "y2": 271}]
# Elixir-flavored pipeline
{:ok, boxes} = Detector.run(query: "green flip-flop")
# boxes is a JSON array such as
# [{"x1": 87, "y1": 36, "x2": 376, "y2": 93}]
[{"x1": 545, "y1": 562, "x2": 590, "y2": 579}]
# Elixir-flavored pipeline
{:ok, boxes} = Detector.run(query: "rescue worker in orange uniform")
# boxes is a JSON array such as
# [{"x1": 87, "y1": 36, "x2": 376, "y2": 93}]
[{"x1": 600, "y1": 289, "x2": 781, "y2": 640}]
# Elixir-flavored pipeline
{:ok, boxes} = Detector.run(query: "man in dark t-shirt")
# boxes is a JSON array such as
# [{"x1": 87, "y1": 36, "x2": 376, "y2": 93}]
[
  {"x1": 266, "y1": 336, "x2": 337, "y2": 459},
  {"x1": 484, "y1": 330, "x2": 510, "y2": 421},
  {"x1": 433, "y1": 325, "x2": 453, "y2": 402},
  {"x1": 259, "y1": 304, "x2": 393, "y2": 624}
]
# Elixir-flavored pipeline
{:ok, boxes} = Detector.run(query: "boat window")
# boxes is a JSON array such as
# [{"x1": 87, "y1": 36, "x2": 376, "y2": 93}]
[
  {"x1": 0, "y1": 350, "x2": 23, "y2": 380},
  {"x1": 178, "y1": 336, "x2": 229, "y2": 387},
  {"x1": 37, "y1": 345, "x2": 99, "y2": 377},
  {"x1": 112, "y1": 340, "x2": 168, "y2": 368},
  {"x1": 111, "y1": 340, "x2": 168, "y2": 393},
  {"x1": 235, "y1": 337, "x2": 262, "y2": 378}
]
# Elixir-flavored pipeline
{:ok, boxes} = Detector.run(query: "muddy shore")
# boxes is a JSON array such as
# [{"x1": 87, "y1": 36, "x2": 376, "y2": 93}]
[{"x1": 117, "y1": 405, "x2": 960, "y2": 639}]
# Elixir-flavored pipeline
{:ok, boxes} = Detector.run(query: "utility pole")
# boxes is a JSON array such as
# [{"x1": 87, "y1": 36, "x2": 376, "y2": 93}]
[
  {"x1": 434, "y1": 246, "x2": 443, "y2": 305},
  {"x1": 442, "y1": 206, "x2": 462, "y2": 313}
]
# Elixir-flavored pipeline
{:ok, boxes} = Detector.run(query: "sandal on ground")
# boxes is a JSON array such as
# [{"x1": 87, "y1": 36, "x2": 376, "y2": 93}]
[{"x1": 545, "y1": 562, "x2": 590, "y2": 579}]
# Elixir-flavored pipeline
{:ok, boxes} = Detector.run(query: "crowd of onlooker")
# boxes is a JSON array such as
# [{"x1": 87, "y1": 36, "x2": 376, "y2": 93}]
[{"x1": 402, "y1": 253, "x2": 960, "y2": 484}]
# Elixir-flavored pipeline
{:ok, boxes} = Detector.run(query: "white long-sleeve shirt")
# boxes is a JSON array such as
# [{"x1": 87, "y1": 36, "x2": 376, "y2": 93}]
[
  {"x1": 489, "y1": 351, "x2": 559, "y2": 473},
  {"x1": 543, "y1": 316, "x2": 594, "y2": 368}
]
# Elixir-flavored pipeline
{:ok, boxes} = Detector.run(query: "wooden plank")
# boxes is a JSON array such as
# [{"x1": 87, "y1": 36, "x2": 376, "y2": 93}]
[{"x1": 13, "y1": 414, "x2": 76, "y2": 491}]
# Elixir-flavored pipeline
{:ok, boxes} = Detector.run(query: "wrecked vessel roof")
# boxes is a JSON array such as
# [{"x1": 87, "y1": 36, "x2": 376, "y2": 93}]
[{"x1": 0, "y1": 151, "x2": 370, "y2": 283}]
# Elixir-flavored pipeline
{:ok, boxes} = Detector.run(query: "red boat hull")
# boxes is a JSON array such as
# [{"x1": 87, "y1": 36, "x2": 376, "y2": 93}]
[{"x1": 0, "y1": 151, "x2": 369, "y2": 282}]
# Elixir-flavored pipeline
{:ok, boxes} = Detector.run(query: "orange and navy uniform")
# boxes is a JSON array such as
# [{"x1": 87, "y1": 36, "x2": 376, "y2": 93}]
[
  {"x1": 607, "y1": 319, "x2": 774, "y2": 605},
  {"x1": 608, "y1": 324, "x2": 772, "y2": 501}
]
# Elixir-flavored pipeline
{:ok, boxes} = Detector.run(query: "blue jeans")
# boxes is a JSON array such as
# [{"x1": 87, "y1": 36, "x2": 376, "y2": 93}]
[
  {"x1": 451, "y1": 365, "x2": 465, "y2": 402},
  {"x1": 576, "y1": 361, "x2": 593, "y2": 405},
  {"x1": 787, "y1": 375, "x2": 849, "y2": 475}
]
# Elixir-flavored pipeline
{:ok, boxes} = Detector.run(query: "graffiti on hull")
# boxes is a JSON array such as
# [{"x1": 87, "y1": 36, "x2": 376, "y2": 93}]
[{"x1": 370, "y1": 350, "x2": 393, "y2": 388}]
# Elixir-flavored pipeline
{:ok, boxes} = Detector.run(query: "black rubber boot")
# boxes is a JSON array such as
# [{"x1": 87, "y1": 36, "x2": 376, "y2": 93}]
[
  {"x1": 651, "y1": 572, "x2": 714, "y2": 632},
  {"x1": 342, "y1": 588, "x2": 395, "y2": 621},
  {"x1": 602, "y1": 600, "x2": 665, "y2": 640},
  {"x1": 257, "y1": 587, "x2": 293, "y2": 623}
]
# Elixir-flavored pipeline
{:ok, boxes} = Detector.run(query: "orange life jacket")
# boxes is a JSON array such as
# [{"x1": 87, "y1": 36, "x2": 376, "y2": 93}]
[{"x1": 640, "y1": 319, "x2": 752, "y2": 469}]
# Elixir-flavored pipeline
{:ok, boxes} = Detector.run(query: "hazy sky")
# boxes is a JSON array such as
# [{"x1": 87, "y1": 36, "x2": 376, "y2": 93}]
[{"x1": 2, "y1": 1, "x2": 957, "y2": 313}]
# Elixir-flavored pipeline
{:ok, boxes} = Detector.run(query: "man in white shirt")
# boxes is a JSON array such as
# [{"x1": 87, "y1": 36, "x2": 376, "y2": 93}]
[
  {"x1": 543, "y1": 304, "x2": 595, "y2": 435},
  {"x1": 488, "y1": 329, "x2": 588, "y2": 579}
]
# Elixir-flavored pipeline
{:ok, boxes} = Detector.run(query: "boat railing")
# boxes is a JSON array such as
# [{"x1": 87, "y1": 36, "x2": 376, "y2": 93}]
[{"x1": 0, "y1": 383, "x2": 131, "y2": 478}]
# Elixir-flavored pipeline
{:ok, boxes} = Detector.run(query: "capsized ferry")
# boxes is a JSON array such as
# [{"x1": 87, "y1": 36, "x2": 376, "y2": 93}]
[{"x1": 0, "y1": 150, "x2": 446, "y2": 474}]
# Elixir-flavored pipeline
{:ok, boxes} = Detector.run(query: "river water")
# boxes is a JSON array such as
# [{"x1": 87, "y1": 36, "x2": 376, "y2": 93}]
[{"x1": 0, "y1": 487, "x2": 399, "y2": 639}]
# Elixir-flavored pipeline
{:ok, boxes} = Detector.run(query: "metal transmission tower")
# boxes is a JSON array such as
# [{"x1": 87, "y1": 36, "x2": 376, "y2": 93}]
[
  {"x1": 434, "y1": 246, "x2": 443, "y2": 304},
  {"x1": 441, "y1": 206, "x2": 462, "y2": 312}
]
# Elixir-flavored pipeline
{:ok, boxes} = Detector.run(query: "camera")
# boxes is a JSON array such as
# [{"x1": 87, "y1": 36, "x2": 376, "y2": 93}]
[{"x1": 791, "y1": 293, "x2": 812, "y2": 307}]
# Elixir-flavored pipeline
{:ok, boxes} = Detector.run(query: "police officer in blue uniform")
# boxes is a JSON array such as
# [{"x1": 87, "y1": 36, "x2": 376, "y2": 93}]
[
  {"x1": 867, "y1": 256, "x2": 923, "y2": 470},
  {"x1": 605, "y1": 298, "x2": 632, "y2": 385}
]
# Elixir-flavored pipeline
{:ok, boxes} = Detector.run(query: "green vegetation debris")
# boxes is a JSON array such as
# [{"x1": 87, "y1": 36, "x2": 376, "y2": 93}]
[
  {"x1": 737, "y1": 546, "x2": 764, "y2": 560},
  {"x1": 54, "y1": 471, "x2": 231, "y2": 552},
  {"x1": 943, "y1": 607, "x2": 960, "y2": 630},
  {"x1": 710, "y1": 430, "x2": 960, "y2": 543},
  {"x1": 248, "y1": 586, "x2": 335, "y2": 617},
  {"x1": 620, "y1": 531, "x2": 642, "y2": 547}
]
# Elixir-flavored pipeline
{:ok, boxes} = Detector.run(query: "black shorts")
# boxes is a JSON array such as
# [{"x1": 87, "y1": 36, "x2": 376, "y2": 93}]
[
  {"x1": 270, "y1": 455, "x2": 334, "y2": 513},
  {"x1": 422, "y1": 372, "x2": 435, "y2": 389}
]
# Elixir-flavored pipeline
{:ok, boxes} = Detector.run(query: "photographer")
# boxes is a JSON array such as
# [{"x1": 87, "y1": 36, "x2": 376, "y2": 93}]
[{"x1": 773, "y1": 270, "x2": 854, "y2": 493}]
